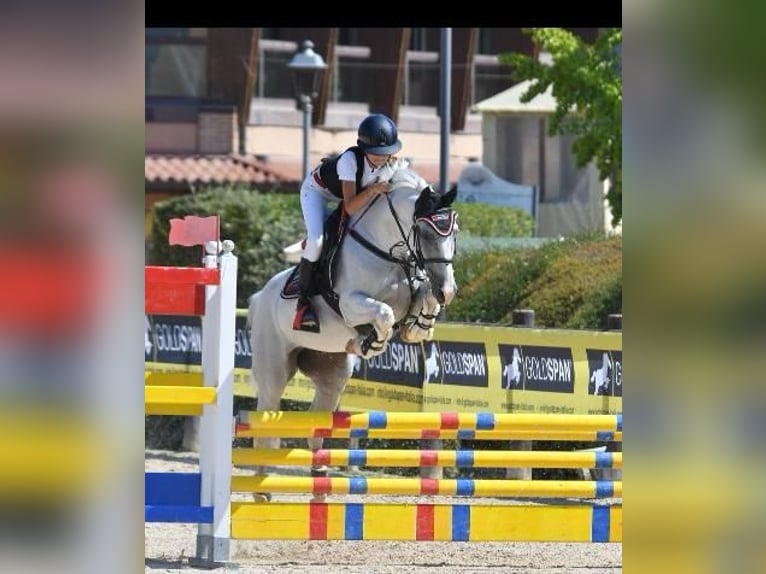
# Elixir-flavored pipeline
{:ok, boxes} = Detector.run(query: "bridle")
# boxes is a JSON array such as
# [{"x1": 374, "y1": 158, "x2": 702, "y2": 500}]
[{"x1": 347, "y1": 191, "x2": 457, "y2": 299}]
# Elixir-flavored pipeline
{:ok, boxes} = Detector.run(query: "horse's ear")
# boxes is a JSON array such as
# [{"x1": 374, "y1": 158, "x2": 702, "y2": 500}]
[
  {"x1": 439, "y1": 185, "x2": 458, "y2": 208},
  {"x1": 415, "y1": 185, "x2": 437, "y2": 216}
]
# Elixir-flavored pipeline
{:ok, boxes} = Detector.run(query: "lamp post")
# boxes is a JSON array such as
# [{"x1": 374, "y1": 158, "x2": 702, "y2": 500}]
[{"x1": 288, "y1": 40, "x2": 327, "y2": 179}]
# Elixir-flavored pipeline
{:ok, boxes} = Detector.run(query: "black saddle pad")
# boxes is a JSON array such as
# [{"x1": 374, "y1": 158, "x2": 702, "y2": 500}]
[{"x1": 279, "y1": 266, "x2": 301, "y2": 300}]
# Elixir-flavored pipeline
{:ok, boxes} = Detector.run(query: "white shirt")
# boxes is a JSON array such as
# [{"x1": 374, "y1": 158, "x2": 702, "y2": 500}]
[{"x1": 336, "y1": 149, "x2": 399, "y2": 191}]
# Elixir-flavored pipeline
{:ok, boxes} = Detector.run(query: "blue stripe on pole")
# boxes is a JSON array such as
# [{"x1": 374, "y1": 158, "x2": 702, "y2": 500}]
[
  {"x1": 591, "y1": 506, "x2": 611, "y2": 542},
  {"x1": 595, "y1": 481, "x2": 614, "y2": 498},
  {"x1": 616, "y1": 413, "x2": 622, "y2": 431},
  {"x1": 457, "y1": 430, "x2": 476, "y2": 440},
  {"x1": 348, "y1": 477, "x2": 368, "y2": 494},
  {"x1": 348, "y1": 449, "x2": 367, "y2": 467},
  {"x1": 350, "y1": 429, "x2": 369, "y2": 438},
  {"x1": 476, "y1": 413, "x2": 495, "y2": 430},
  {"x1": 452, "y1": 505, "x2": 470, "y2": 541},
  {"x1": 455, "y1": 479, "x2": 475, "y2": 497},
  {"x1": 145, "y1": 472, "x2": 201, "y2": 506},
  {"x1": 595, "y1": 452, "x2": 613, "y2": 468},
  {"x1": 145, "y1": 505, "x2": 213, "y2": 523},
  {"x1": 368, "y1": 411, "x2": 387, "y2": 429},
  {"x1": 345, "y1": 503, "x2": 364, "y2": 540},
  {"x1": 455, "y1": 450, "x2": 474, "y2": 467},
  {"x1": 596, "y1": 431, "x2": 615, "y2": 441}
]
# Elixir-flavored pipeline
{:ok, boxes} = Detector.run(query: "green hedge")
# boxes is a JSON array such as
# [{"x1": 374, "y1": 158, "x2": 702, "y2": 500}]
[
  {"x1": 453, "y1": 201, "x2": 534, "y2": 237},
  {"x1": 447, "y1": 232, "x2": 621, "y2": 327}
]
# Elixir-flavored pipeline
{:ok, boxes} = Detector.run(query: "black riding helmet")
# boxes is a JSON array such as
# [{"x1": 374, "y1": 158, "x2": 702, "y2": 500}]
[{"x1": 356, "y1": 113, "x2": 402, "y2": 155}]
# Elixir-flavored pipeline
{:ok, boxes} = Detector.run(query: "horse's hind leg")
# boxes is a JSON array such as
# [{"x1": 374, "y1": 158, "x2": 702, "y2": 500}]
[
  {"x1": 297, "y1": 350, "x2": 353, "y2": 501},
  {"x1": 249, "y1": 347, "x2": 298, "y2": 502}
]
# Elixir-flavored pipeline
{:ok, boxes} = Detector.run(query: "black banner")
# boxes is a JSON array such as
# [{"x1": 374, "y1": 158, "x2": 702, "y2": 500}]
[
  {"x1": 498, "y1": 344, "x2": 575, "y2": 394},
  {"x1": 586, "y1": 349, "x2": 622, "y2": 396},
  {"x1": 353, "y1": 337, "x2": 489, "y2": 388},
  {"x1": 356, "y1": 333, "x2": 424, "y2": 388},
  {"x1": 429, "y1": 341, "x2": 489, "y2": 388},
  {"x1": 145, "y1": 314, "x2": 252, "y2": 369}
]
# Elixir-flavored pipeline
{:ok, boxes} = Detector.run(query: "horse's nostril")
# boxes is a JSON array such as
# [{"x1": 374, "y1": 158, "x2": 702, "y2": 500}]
[{"x1": 435, "y1": 290, "x2": 446, "y2": 305}]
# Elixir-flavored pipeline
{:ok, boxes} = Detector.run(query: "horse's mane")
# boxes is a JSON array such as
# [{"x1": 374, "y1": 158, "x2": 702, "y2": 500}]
[
  {"x1": 348, "y1": 168, "x2": 431, "y2": 226},
  {"x1": 389, "y1": 167, "x2": 429, "y2": 194}
]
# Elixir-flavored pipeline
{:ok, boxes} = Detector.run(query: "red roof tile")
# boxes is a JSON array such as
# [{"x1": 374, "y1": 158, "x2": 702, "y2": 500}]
[{"x1": 145, "y1": 154, "x2": 291, "y2": 187}]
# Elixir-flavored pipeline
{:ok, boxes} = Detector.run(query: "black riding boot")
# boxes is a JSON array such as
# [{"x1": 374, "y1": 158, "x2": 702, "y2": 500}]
[{"x1": 293, "y1": 258, "x2": 320, "y2": 333}]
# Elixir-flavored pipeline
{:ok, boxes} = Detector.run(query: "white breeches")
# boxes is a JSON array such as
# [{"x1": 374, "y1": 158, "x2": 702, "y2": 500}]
[{"x1": 299, "y1": 178, "x2": 336, "y2": 262}]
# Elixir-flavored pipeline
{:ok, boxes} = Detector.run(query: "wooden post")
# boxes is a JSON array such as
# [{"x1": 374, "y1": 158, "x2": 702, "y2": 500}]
[{"x1": 507, "y1": 309, "x2": 534, "y2": 480}]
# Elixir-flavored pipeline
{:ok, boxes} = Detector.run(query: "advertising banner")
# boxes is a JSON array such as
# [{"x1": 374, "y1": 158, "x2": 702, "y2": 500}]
[{"x1": 145, "y1": 312, "x2": 622, "y2": 415}]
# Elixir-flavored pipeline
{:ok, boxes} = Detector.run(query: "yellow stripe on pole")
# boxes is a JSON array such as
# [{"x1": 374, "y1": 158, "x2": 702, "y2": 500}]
[
  {"x1": 232, "y1": 448, "x2": 622, "y2": 469},
  {"x1": 235, "y1": 427, "x2": 623, "y2": 442},
  {"x1": 144, "y1": 371, "x2": 203, "y2": 386},
  {"x1": 231, "y1": 475, "x2": 622, "y2": 498},
  {"x1": 145, "y1": 403, "x2": 204, "y2": 416},
  {"x1": 144, "y1": 385, "x2": 216, "y2": 405},
  {"x1": 244, "y1": 411, "x2": 620, "y2": 431}
]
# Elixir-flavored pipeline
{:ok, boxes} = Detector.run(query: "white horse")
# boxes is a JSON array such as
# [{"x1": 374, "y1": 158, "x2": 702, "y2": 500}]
[
  {"x1": 503, "y1": 347, "x2": 522, "y2": 389},
  {"x1": 590, "y1": 351, "x2": 612, "y2": 394},
  {"x1": 246, "y1": 169, "x2": 459, "y2": 498},
  {"x1": 423, "y1": 342, "x2": 440, "y2": 384}
]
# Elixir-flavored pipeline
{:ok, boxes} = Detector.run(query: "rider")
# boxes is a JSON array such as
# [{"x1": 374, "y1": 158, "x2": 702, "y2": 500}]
[{"x1": 293, "y1": 113, "x2": 404, "y2": 333}]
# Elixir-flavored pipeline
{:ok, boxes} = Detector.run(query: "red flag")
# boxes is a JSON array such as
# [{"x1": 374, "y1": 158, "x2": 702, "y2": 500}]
[{"x1": 168, "y1": 215, "x2": 219, "y2": 247}]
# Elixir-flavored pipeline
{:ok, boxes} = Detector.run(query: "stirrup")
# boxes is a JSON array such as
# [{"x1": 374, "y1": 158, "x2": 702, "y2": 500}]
[{"x1": 293, "y1": 301, "x2": 320, "y2": 333}]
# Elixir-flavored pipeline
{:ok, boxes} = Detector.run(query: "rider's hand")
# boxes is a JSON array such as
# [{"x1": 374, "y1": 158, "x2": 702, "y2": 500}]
[{"x1": 371, "y1": 180, "x2": 391, "y2": 195}]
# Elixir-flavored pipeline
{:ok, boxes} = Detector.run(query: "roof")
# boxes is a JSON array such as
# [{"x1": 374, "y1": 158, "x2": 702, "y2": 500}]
[
  {"x1": 472, "y1": 80, "x2": 557, "y2": 114},
  {"x1": 145, "y1": 154, "x2": 291, "y2": 188}
]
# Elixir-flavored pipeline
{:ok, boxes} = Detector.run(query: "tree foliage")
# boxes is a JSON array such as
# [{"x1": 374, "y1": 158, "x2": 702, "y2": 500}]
[{"x1": 501, "y1": 28, "x2": 622, "y2": 225}]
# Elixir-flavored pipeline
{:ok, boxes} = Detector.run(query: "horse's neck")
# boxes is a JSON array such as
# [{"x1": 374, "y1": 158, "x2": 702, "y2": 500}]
[{"x1": 349, "y1": 191, "x2": 414, "y2": 248}]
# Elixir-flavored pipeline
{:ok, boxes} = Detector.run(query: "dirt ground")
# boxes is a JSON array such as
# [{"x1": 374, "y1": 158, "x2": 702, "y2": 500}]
[{"x1": 145, "y1": 450, "x2": 622, "y2": 573}]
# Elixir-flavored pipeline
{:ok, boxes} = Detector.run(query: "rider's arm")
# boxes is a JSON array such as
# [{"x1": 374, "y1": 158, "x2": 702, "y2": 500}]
[
  {"x1": 341, "y1": 180, "x2": 387, "y2": 215},
  {"x1": 337, "y1": 150, "x2": 390, "y2": 215}
]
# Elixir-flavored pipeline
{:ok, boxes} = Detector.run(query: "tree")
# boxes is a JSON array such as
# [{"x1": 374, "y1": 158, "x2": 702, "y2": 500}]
[{"x1": 501, "y1": 28, "x2": 622, "y2": 226}]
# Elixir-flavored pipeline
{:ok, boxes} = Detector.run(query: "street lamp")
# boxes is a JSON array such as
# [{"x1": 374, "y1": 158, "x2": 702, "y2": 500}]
[{"x1": 288, "y1": 40, "x2": 327, "y2": 179}]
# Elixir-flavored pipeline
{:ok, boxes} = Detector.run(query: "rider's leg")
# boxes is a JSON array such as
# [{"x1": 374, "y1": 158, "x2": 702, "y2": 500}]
[
  {"x1": 293, "y1": 257, "x2": 320, "y2": 332},
  {"x1": 294, "y1": 184, "x2": 326, "y2": 333}
]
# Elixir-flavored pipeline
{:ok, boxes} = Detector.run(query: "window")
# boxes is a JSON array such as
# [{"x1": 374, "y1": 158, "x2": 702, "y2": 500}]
[{"x1": 145, "y1": 28, "x2": 207, "y2": 98}]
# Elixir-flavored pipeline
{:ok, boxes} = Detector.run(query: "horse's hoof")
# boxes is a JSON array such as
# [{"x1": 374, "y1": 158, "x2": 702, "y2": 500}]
[{"x1": 252, "y1": 492, "x2": 272, "y2": 503}]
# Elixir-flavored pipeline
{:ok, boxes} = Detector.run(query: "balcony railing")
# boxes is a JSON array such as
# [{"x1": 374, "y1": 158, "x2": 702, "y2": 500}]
[{"x1": 256, "y1": 40, "x2": 515, "y2": 107}]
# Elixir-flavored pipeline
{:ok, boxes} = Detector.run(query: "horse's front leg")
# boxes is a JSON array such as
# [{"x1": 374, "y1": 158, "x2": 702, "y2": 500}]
[
  {"x1": 400, "y1": 290, "x2": 441, "y2": 344},
  {"x1": 339, "y1": 292, "x2": 396, "y2": 358}
]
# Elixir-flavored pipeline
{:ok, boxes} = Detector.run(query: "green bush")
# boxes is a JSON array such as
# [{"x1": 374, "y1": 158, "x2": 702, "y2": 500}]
[
  {"x1": 453, "y1": 201, "x2": 534, "y2": 237},
  {"x1": 448, "y1": 232, "x2": 621, "y2": 327},
  {"x1": 149, "y1": 187, "x2": 305, "y2": 308},
  {"x1": 517, "y1": 234, "x2": 622, "y2": 327}
]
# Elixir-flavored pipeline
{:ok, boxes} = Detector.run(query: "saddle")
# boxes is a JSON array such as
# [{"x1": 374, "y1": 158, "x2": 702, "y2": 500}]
[{"x1": 280, "y1": 204, "x2": 348, "y2": 319}]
